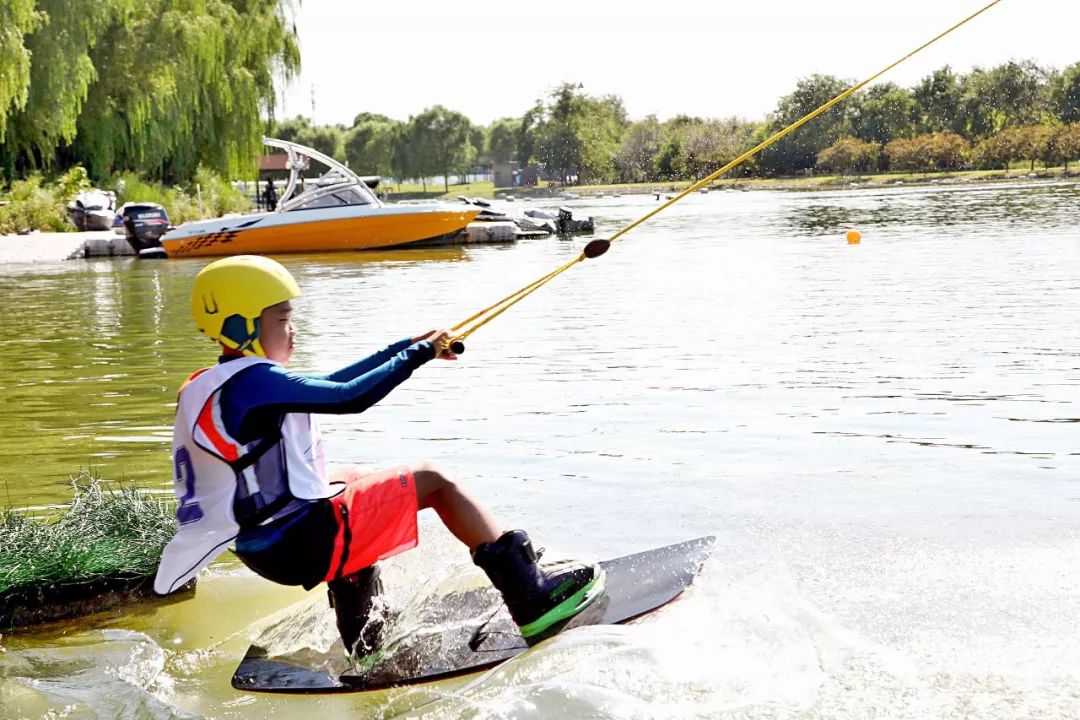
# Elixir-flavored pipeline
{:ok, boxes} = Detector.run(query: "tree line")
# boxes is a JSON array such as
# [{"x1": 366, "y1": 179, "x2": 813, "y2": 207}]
[
  {"x1": 286, "y1": 60, "x2": 1080, "y2": 188},
  {"x1": 2, "y1": 0, "x2": 1079, "y2": 192}
]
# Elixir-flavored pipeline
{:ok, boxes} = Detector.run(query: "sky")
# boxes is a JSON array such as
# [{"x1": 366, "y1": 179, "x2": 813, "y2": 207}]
[{"x1": 279, "y1": 0, "x2": 1080, "y2": 128}]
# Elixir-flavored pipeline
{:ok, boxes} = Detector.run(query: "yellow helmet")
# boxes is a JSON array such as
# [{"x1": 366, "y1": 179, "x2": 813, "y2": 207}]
[{"x1": 190, "y1": 255, "x2": 301, "y2": 357}]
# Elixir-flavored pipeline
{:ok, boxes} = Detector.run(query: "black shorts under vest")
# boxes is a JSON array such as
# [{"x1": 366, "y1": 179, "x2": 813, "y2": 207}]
[{"x1": 234, "y1": 500, "x2": 337, "y2": 589}]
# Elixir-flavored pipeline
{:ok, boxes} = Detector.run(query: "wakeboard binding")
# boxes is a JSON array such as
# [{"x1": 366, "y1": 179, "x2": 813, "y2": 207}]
[
  {"x1": 327, "y1": 564, "x2": 385, "y2": 660},
  {"x1": 472, "y1": 529, "x2": 605, "y2": 644}
]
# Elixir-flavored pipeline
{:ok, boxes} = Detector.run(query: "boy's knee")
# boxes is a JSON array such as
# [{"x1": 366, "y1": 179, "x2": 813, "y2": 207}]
[
  {"x1": 413, "y1": 461, "x2": 456, "y2": 505},
  {"x1": 412, "y1": 461, "x2": 448, "y2": 485}
]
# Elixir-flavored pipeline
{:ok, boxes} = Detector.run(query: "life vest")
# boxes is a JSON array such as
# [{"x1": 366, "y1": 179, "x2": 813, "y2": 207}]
[{"x1": 154, "y1": 357, "x2": 329, "y2": 594}]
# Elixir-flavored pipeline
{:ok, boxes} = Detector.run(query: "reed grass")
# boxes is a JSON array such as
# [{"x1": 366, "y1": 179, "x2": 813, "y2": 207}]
[{"x1": 0, "y1": 472, "x2": 176, "y2": 596}]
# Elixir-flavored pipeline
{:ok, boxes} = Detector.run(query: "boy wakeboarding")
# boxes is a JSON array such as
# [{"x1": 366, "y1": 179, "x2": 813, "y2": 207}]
[{"x1": 154, "y1": 255, "x2": 604, "y2": 658}]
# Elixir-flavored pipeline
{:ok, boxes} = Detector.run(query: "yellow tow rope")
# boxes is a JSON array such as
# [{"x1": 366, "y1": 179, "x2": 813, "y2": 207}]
[{"x1": 449, "y1": 0, "x2": 1004, "y2": 353}]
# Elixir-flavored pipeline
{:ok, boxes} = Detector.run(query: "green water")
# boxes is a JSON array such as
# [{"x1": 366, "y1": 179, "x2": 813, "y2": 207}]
[{"x1": 2, "y1": 181, "x2": 1080, "y2": 718}]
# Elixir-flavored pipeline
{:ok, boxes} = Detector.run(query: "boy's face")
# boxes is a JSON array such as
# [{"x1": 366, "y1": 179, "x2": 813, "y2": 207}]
[{"x1": 259, "y1": 300, "x2": 295, "y2": 364}]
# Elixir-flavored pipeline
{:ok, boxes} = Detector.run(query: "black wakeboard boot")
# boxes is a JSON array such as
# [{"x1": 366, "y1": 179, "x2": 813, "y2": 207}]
[
  {"x1": 472, "y1": 529, "x2": 605, "y2": 645},
  {"x1": 327, "y1": 565, "x2": 384, "y2": 660}
]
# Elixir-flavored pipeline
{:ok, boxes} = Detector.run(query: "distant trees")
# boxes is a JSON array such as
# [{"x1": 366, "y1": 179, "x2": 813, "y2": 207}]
[
  {"x1": 486, "y1": 118, "x2": 520, "y2": 164},
  {"x1": 406, "y1": 106, "x2": 474, "y2": 193},
  {"x1": 613, "y1": 116, "x2": 662, "y2": 183},
  {"x1": 1056, "y1": 123, "x2": 1080, "y2": 171},
  {"x1": 525, "y1": 83, "x2": 629, "y2": 184},
  {"x1": 344, "y1": 115, "x2": 400, "y2": 177},
  {"x1": 849, "y1": 83, "x2": 917, "y2": 146},
  {"x1": 960, "y1": 60, "x2": 1049, "y2": 137},
  {"x1": 7, "y1": 25, "x2": 1080, "y2": 193},
  {"x1": 758, "y1": 74, "x2": 852, "y2": 175},
  {"x1": 912, "y1": 67, "x2": 965, "y2": 135},
  {"x1": 295, "y1": 125, "x2": 346, "y2": 162},
  {"x1": 817, "y1": 137, "x2": 879, "y2": 174},
  {"x1": 1052, "y1": 62, "x2": 1080, "y2": 124}
]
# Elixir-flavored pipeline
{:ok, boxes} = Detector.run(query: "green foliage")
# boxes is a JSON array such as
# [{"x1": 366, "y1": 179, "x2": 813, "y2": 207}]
[
  {"x1": 6, "y1": 0, "x2": 114, "y2": 171},
  {"x1": 678, "y1": 117, "x2": 758, "y2": 179},
  {"x1": 883, "y1": 133, "x2": 969, "y2": 173},
  {"x1": 193, "y1": 165, "x2": 252, "y2": 216},
  {"x1": 293, "y1": 124, "x2": 346, "y2": 163},
  {"x1": 759, "y1": 74, "x2": 853, "y2": 175},
  {"x1": 817, "y1": 137, "x2": 880, "y2": 174},
  {"x1": 913, "y1": 66, "x2": 964, "y2": 135},
  {"x1": 0, "y1": 471, "x2": 176, "y2": 596},
  {"x1": 532, "y1": 83, "x2": 629, "y2": 184},
  {"x1": 487, "y1": 118, "x2": 520, "y2": 164},
  {"x1": 1, "y1": 1, "x2": 299, "y2": 182},
  {"x1": 109, "y1": 168, "x2": 245, "y2": 225},
  {"x1": 922, "y1": 132, "x2": 970, "y2": 170},
  {"x1": 970, "y1": 131, "x2": 1017, "y2": 170},
  {"x1": 884, "y1": 137, "x2": 929, "y2": 172},
  {"x1": 406, "y1": 105, "x2": 475, "y2": 192},
  {"x1": 271, "y1": 115, "x2": 312, "y2": 143},
  {"x1": 517, "y1": 103, "x2": 543, "y2": 165},
  {"x1": 850, "y1": 83, "x2": 916, "y2": 145},
  {"x1": 1055, "y1": 123, "x2": 1080, "y2": 170},
  {"x1": 56, "y1": 165, "x2": 92, "y2": 203},
  {"x1": 345, "y1": 117, "x2": 401, "y2": 176},
  {"x1": 614, "y1": 116, "x2": 661, "y2": 183},
  {"x1": 960, "y1": 61, "x2": 1050, "y2": 137},
  {"x1": 1053, "y1": 63, "x2": 1080, "y2": 124},
  {"x1": 0, "y1": 0, "x2": 40, "y2": 143},
  {"x1": 0, "y1": 175, "x2": 71, "y2": 233},
  {"x1": 654, "y1": 136, "x2": 686, "y2": 181}
]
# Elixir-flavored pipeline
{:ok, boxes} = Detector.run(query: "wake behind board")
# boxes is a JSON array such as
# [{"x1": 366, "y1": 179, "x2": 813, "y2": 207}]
[{"x1": 232, "y1": 535, "x2": 714, "y2": 694}]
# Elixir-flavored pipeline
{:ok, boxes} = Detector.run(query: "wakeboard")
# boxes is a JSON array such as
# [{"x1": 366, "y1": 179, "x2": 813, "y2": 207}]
[{"x1": 232, "y1": 535, "x2": 714, "y2": 694}]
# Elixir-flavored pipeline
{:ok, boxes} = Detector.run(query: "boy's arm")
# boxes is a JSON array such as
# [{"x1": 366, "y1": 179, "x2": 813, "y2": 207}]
[
  {"x1": 221, "y1": 341, "x2": 436, "y2": 443},
  {"x1": 312, "y1": 338, "x2": 414, "y2": 383}
]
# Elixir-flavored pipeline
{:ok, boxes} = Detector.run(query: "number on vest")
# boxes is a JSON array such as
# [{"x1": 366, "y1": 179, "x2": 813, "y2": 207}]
[{"x1": 174, "y1": 446, "x2": 204, "y2": 524}]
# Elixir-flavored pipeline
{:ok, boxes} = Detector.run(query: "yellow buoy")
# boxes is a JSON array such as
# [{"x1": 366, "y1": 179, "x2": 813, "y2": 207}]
[{"x1": 846, "y1": 230, "x2": 862, "y2": 245}]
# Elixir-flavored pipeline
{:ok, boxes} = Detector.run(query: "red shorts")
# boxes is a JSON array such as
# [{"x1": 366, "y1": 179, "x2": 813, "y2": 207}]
[{"x1": 324, "y1": 466, "x2": 419, "y2": 582}]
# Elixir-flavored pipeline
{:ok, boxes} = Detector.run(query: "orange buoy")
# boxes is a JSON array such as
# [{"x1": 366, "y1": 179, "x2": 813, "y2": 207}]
[{"x1": 846, "y1": 230, "x2": 861, "y2": 245}]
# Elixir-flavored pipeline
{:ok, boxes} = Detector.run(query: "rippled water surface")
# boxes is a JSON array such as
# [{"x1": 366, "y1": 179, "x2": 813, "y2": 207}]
[{"x1": 1, "y1": 181, "x2": 1079, "y2": 718}]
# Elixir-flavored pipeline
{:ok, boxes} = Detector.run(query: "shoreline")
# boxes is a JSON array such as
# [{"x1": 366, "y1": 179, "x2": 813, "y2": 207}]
[
  {"x1": 385, "y1": 167, "x2": 1079, "y2": 201},
  {"x1": 0, "y1": 230, "x2": 132, "y2": 264},
  {"x1": 2, "y1": 171, "x2": 1075, "y2": 265},
  {"x1": 487, "y1": 168, "x2": 1079, "y2": 200}
]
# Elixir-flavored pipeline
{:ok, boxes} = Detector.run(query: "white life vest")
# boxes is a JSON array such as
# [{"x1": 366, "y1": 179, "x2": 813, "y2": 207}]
[{"x1": 154, "y1": 357, "x2": 330, "y2": 595}]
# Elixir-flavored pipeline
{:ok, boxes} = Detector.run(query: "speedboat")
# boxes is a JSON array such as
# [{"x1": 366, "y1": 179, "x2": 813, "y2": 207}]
[
  {"x1": 160, "y1": 137, "x2": 479, "y2": 258},
  {"x1": 67, "y1": 189, "x2": 117, "y2": 231}
]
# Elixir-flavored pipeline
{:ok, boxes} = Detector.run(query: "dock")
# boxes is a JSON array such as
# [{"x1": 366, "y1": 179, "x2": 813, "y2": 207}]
[{"x1": 0, "y1": 231, "x2": 133, "y2": 263}]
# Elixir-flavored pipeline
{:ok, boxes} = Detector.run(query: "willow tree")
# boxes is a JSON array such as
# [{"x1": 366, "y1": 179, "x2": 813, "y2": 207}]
[
  {"x1": 75, "y1": 0, "x2": 300, "y2": 180},
  {"x1": 6, "y1": 0, "x2": 117, "y2": 171},
  {"x1": 0, "y1": 0, "x2": 39, "y2": 174},
  {"x1": 0, "y1": 0, "x2": 299, "y2": 182}
]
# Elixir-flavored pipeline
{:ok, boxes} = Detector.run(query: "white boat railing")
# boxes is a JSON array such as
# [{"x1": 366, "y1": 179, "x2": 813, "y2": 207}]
[{"x1": 262, "y1": 136, "x2": 383, "y2": 211}]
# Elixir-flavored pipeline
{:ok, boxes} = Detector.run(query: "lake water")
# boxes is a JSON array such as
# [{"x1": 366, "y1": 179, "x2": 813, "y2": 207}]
[{"x1": 1, "y1": 181, "x2": 1079, "y2": 718}]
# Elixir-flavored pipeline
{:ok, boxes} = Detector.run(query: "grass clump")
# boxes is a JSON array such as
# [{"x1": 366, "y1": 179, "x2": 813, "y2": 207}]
[{"x1": 0, "y1": 471, "x2": 177, "y2": 596}]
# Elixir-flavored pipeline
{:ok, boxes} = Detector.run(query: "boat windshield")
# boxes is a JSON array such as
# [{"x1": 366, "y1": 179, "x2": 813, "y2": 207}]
[{"x1": 285, "y1": 183, "x2": 379, "y2": 211}]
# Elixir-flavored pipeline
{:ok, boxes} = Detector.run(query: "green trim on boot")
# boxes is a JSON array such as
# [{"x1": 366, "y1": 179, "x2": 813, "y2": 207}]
[{"x1": 518, "y1": 570, "x2": 605, "y2": 640}]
